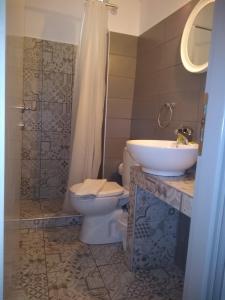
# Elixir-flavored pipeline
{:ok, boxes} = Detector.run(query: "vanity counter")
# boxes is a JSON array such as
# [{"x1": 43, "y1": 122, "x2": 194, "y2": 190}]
[
  {"x1": 130, "y1": 166, "x2": 194, "y2": 217},
  {"x1": 126, "y1": 166, "x2": 194, "y2": 271}
]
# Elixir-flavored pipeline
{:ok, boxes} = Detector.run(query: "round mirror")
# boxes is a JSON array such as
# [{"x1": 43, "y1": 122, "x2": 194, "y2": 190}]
[{"x1": 181, "y1": 0, "x2": 215, "y2": 73}]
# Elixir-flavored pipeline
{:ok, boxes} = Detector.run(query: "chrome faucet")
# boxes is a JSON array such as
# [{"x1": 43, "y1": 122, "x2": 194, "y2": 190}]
[{"x1": 175, "y1": 126, "x2": 193, "y2": 145}]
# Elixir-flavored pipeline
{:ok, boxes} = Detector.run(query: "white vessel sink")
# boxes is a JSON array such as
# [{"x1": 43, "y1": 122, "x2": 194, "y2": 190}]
[{"x1": 126, "y1": 140, "x2": 198, "y2": 176}]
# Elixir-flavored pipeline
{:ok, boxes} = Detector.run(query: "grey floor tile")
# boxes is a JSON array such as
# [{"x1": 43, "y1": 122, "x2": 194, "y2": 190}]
[
  {"x1": 43, "y1": 226, "x2": 82, "y2": 256},
  {"x1": 99, "y1": 262, "x2": 136, "y2": 300},
  {"x1": 16, "y1": 226, "x2": 183, "y2": 300},
  {"x1": 48, "y1": 271, "x2": 109, "y2": 300},
  {"x1": 40, "y1": 199, "x2": 64, "y2": 216},
  {"x1": 90, "y1": 243, "x2": 125, "y2": 266},
  {"x1": 16, "y1": 273, "x2": 49, "y2": 300},
  {"x1": 20, "y1": 200, "x2": 42, "y2": 219}
]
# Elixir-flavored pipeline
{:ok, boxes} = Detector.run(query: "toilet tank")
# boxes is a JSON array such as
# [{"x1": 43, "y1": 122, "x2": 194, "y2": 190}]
[{"x1": 122, "y1": 147, "x2": 138, "y2": 190}]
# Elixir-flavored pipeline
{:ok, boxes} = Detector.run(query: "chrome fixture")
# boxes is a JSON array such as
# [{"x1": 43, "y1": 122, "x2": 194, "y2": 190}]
[
  {"x1": 157, "y1": 102, "x2": 176, "y2": 128},
  {"x1": 175, "y1": 126, "x2": 194, "y2": 145},
  {"x1": 18, "y1": 122, "x2": 25, "y2": 129},
  {"x1": 88, "y1": 0, "x2": 118, "y2": 10},
  {"x1": 15, "y1": 102, "x2": 37, "y2": 113}
]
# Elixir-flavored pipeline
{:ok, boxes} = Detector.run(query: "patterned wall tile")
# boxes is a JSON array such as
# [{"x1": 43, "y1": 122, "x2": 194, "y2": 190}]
[
  {"x1": 22, "y1": 131, "x2": 40, "y2": 160},
  {"x1": 21, "y1": 160, "x2": 40, "y2": 200},
  {"x1": 24, "y1": 37, "x2": 43, "y2": 71},
  {"x1": 127, "y1": 167, "x2": 192, "y2": 273},
  {"x1": 41, "y1": 131, "x2": 70, "y2": 160},
  {"x1": 43, "y1": 40, "x2": 75, "y2": 74},
  {"x1": 133, "y1": 187, "x2": 179, "y2": 270},
  {"x1": 24, "y1": 69, "x2": 42, "y2": 102},
  {"x1": 40, "y1": 160, "x2": 69, "y2": 187},
  {"x1": 39, "y1": 186, "x2": 66, "y2": 201},
  {"x1": 22, "y1": 101, "x2": 41, "y2": 131},
  {"x1": 42, "y1": 71, "x2": 73, "y2": 103},
  {"x1": 41, "y1": 102, "x2": 71, "y2": 134},
  {"x1": 40, "y1": 159, "x2": 69, "y2": 200},
  {"x1": 21, "y1": 37, "x2": 75, "y2": 201}
]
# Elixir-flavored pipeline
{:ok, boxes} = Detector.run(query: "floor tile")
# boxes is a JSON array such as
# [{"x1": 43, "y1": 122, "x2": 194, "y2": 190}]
[
  {"x1": 16, "y1": 226, "x2": 184, "y2": 300},
  {"x1": 40, "y1": 199, "x2": 64, "y2": 216},
  {"x1": 20, "y1": 200, "x2": 42, "y2": 219},
  {"x1": 48, "y1": 271, "x2": 109, "y2": 300},
  {"x1": 44, "y1": 226, "x2": 81, "y2": 256},
  {"x1": 16, "y1": 273, "x2": 49, "y2": 300},
  {"x1": 99, "y1": 262, "x2": 136, "y2": 300},
  {"x1": 90, "y1": 243, "x2": 125, "y2": 266}
]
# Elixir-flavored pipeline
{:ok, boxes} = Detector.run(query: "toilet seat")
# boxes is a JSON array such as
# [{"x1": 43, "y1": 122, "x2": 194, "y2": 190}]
[{"x1": 70, "y1": 181, "x2": 124, "y2": 198}]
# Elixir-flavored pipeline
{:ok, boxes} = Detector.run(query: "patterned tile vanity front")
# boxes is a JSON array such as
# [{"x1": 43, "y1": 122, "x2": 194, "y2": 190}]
[{"x1": 127, "y1": 166, "x2": 194, "y2": 272}]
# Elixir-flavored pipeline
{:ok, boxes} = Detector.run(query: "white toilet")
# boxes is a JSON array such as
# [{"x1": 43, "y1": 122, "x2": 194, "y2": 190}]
[{"x1": 69, "y1": 148, "x2": 137, "y2": 244}]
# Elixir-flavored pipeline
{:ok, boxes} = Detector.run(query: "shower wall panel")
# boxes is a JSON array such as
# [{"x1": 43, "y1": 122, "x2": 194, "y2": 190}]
[{"x1": 21, "y1": 37, "x2": 76, "y2": 200}]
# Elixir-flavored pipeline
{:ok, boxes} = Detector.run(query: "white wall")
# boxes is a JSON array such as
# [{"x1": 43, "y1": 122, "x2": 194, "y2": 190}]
[
  {"x1": 139, "y1": 0, "x2": 192, "y2": 34},
  {"x1": 25, "y1": 0, "x2": 141, "y2": 45},
  {"x1": 108, "y1": 0, "x2": 140, "y2": 36}
]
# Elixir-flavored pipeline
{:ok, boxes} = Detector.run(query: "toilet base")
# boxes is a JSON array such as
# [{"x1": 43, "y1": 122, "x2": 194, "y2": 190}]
[{"x1": 79, "y1": 209, "x2": 123, "y2": 244}]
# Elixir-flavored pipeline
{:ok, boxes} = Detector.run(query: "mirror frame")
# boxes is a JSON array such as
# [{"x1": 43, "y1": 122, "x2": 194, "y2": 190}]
[{"x1": 180, "y1": 0, "x2": 215, "y2": 73}]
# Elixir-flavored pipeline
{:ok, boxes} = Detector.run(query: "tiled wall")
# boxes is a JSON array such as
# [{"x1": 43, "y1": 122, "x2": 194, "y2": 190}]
[
  {"x1": 131, "y1": 0, "x2": 206, "y2": 141},
  {"x1": 21, "y1": 37, "x2": 76, "y2": 200},
  {"x1": 104, "y1": 32, "x2": 138, "y2": 179}
]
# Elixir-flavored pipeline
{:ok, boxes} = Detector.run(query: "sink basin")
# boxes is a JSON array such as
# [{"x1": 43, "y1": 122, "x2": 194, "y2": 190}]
[{"x1": 126, "y1": 140, "x2": 198, "y2": 176}]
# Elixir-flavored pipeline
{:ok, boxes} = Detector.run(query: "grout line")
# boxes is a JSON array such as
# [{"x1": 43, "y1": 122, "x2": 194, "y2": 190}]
[{"x1": 88, "y1": 245, "x2": 113, "y2": 300}]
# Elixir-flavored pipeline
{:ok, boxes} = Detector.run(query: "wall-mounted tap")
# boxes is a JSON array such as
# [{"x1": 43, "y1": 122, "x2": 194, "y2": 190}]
[{"x1": 175, "y1": 126, "x2": 193, "y2": 145}]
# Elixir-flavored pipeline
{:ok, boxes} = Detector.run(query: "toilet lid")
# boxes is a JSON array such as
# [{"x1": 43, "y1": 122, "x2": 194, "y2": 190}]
[
  {"x1": 98, "y1": 182, "x2": 124, "y2": 198},
  {"x1": 70, "y1": 181, "x2": 124, "y2": 198}
]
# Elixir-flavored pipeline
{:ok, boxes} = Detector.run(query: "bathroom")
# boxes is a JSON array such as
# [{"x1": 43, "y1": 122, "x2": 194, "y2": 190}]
[{"x1": 1, "y1": 0, "x2": 225, "y2": 299}]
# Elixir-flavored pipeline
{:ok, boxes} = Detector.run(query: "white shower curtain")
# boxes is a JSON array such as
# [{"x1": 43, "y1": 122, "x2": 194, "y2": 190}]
[{"x1": 63, "y1": 0, "x2": 108, "y2": 211}]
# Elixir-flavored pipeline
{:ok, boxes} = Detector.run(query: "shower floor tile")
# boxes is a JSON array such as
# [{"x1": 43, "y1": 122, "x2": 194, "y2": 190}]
[
  {"x1": 20, "y1": 198, "x2": 80, "y2": 219},
  {"x1": 14, "y1": 226, "x2": 184, "y2": 300}
]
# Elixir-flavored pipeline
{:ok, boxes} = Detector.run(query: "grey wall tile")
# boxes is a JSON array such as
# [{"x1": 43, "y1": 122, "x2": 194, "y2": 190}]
[
  {"x1": 104, "y1": 33, "x2": 138, "y2": 179},
  {"x1": 108, "y1": 76, "x2": 135, "y2": 99},
  {"x1": 158, "y1": 91, "x2": 200, "y2": 123},
  {"x1": 133, "y1": 74, "x2": 157, "y2": 99},
  {"x1": 110, "y1": 32, "x2": 138, "y2": 57},
  {"x1": 104, "y1": 158, "x2": 122, "y2": 180},
  {"x1": 164, "y1": 0, "x2": 199, "y2": 41},
  {"x1": 139, "y1": 21, "x2": 165, "y2": 54},
  {"x1": 130, "y1": 119, "x2": 156, "y2": 139},
  {"x1": 131, "y1": 0, "x2": 206, "y2": 141},
  {"x1": 106, "y1": 119, "x2": 131, "y2": 139},
  {"x1": 158, "y1": 37, "x2": 182, "y2": 70},
  {"x1": 107, "y1": 99, "x2": 133, "y2": 119},
  {"x1": 109, "y1": 55, "x2": 136, "y2": 78},
  {"x1": 132, "y1": 98, "x2": 160, "y2": 120},
  {"x1": 105, "y1": 138, "x2": 127, "y2": 159},
  {"x1": 156, "y1": 65, "x2": 203, "y2": 94}
]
